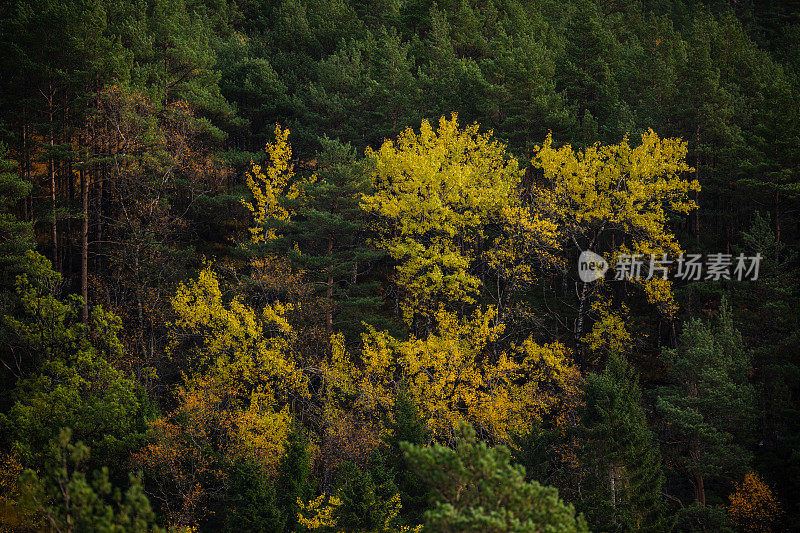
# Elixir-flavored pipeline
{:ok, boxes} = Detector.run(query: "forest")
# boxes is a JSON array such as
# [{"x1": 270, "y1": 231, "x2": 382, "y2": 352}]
[{"x1": 0, "y1": 0, "x2": 798, "y2": 531}]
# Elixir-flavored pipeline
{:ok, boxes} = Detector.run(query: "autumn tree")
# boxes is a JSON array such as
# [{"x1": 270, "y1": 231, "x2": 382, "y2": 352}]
[
  {"x1": 352, "y1": 307, "x2": 581, "y2": 443},
  {"x1": 531, "y1": 129, "x2": 699, "y2": 356},
  {"x1": 361, "y1": 114, "x2": 560, "y2": 327},
  {"x1": 727, "y1": 471, "x2": 783, "y2": 533},
  {"x1": 135, "y1": 266, "x2": 303, "y2": 526}
]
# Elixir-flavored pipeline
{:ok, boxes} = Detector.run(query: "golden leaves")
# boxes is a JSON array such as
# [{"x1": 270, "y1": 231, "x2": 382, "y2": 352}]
[
  {"x1": 728, "y1": 471, "x2": 783, "y2": 533},
  {"x1": 243, "y1": 125, "x2": 314, "y2": 243},
  {"x1": 354, "y1": 307, "x2": 580, "y2": 443},
  {"x1": 533, "y1": 129, "x2": 699, "y2": 320},
  {"x1": 533, "y1": 129, "x2": 698, "y2": 236},
  {"x1": 362, "y1": 114, "x2": 527, "y2": 323}
]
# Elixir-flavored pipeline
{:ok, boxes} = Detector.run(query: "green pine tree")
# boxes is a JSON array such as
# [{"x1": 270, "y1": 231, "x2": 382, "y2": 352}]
[
  {"x1": 657, "y1": 299, "x2": 756, "y2": 510},
  {"x1": 579, "y1": 353, "x2": 667, "y2": 532},
  {"x1": 19, "y1": 428, "x2": 162, "y2": 533},
  {"x1": 385, "y1": 387, "x2": 430, "y2": 526},
  {"x1": 334, "y1": 455, "x2": 401, "y2": 533},
  {"x1": 733, "y1": 213, "x2": 800, "y2": 524},
  {"x1": 403, "y1": 423, "x2": 588, "y2": 533},
  {"x1": 275, "y1": 422, "x2": 314, "y2": 533},
  {"x1": 272, "y1": 137, "x2": 392, "y2": 344},
  {"x1": 0, "y1": 142, "x2": 33, "y2": 289}
]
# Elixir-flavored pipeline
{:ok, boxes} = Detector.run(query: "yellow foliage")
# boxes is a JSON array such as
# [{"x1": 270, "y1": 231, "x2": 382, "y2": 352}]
[
  {"x1": 243, "y1": 125, "x2": 313, "y2": 243},
  {"x1": 138, "y1": 266, "x2": 307, "y2": 524},
  {"x1": 169, "y1": 266, "x2": 307, "y2": 401},
  {"x1": 354, "y1": 306, "x2": 581, "y2": 442},
  {"x1": 487, "y1": 203, "x2": 564, "y2": 293},
  {"x1": 362, "y1": 114, "x2": 560, "y2": 323},
  {"x1": 297, "y1": 494, "x2": 342, "y2": 531},
  {"x1": 728, "y1": 471, "x2": 782, "y2": 533},
  {"x1": 584, "y1": 299, "x2": 633, "y2": 358},
  {"x1": 533, "y1": 129, "x2": 697, "y2": 238},
  {"x1": 0, "y1": 451, "x2": 33, "y2": 531},
  {"x1": 532, "y1": 129, "x2": 699, "y2": 319},
  {"x1": 297, "y1": 490, "x2": 421, "y2": 532}
]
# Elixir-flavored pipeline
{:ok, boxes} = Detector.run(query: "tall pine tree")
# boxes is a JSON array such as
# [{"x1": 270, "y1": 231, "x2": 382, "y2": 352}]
[
  {"x1": 657, "y1": 300, "x2": 756, "y2": 510},
  {"x1": 579, "y1": 354, "x2": 667, "y2": 532}
]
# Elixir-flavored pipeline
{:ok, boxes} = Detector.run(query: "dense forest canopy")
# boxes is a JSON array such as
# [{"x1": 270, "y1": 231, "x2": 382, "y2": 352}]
[{"x1": 0, "y1": 0, "x2": 799, "y2": 531}]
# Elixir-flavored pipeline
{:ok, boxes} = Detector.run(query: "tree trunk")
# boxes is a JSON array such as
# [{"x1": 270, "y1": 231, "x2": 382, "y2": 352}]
[
  {"x1": 81, "y1": 156, "x2": 89, "y2": 324},
  {"x1": 609, "y1": 464, "x2": 616, "y2": 508},
  {"x1": 576, "y1": 280, "x2": 589, "y2": 364},
  {"x1": 47, "y1": 87, "x2": 59, "y2": 269},
  {"x1": 326, "y1": 234, "x2": 334, "y2": 334},
  {"x1": 693, "y1": 471, "x2": 705, "y2": 506}
]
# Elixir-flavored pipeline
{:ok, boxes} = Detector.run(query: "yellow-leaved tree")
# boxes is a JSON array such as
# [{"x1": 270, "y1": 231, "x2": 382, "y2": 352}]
[
  {"x1": 728, "y1": 471, "x2": 783, "y2": 533},
  {"x1": 136, "y1": 266, "x2": 306, "y2": 525},
  {"x1": 242, "y1": 125, "x2": 315, "y2": 243},
  {"x1": 361, "y1": 114, "x2": 560, "y2": 326},
  {"x1": 531, "y1": 130, "x2": 699, "y2": 358},
  {"x1": 323, "y1": 307, "x2": 581, "y2": 443}
]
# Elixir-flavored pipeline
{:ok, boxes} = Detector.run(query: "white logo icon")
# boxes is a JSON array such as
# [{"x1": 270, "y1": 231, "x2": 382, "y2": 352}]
[{"x1": 578, "y1": 251, "x2": 608, "y2": 282}]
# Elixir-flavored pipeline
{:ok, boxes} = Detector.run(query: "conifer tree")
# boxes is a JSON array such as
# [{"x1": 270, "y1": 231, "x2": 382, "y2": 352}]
[
  {"x1": 0, "y1": 142, "x2": 32, "y2": 289},
  {"x1": 20, "y1": 428, "x2": 162, "y2": 533},
  {"x1": 403, "y1": 424, "x2": 588, "y2": 532},
  {"x1": 733, "y1": 213, "x2": 800, "y2": 523},
  {"x1": 224, "y1": 458, "x2": 283, "y2": 533},
  {"x1": 657, "y1": 300, "x2": 756, "y2": 508},
  {"x1": 579, "y1": 354, "x2": 667, "y2": 532},
  {"x1": 278, "y1": 136, "x2": 390, "y2": 342},
  {"x1": 385, "y1": 387, "x2": 430, "y2": 526},
  {"x1": 334, "y1": 456, "x2": 402, "y2": 533},
  {"x1": 275, "y1": 422, "x2": 314, "y2": 533}
]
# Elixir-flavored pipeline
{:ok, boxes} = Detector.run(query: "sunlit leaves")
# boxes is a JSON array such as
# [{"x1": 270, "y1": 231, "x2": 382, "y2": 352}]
[
  {"x1": 243, "y1": 125, "x2": 305, "y2": 243},
  {"x1": 353, "y1": 307, "x2": 580, "y2": 443},
  {"x1": 362, "y1": 114, "x2": 538, "y2": 323},
  {"x1": 533, "y1": 129, "x2": 699, "y2": 324}
]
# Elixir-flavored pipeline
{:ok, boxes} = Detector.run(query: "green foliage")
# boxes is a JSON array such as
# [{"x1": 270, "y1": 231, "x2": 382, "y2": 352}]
[
  {"x1": 3, "y1": 348, "x2": 145, "y2": 473},
  {"x1": 657, "y1": 299, "x2": 757, "y2": 506},
  {"x1": 333, "y1": 456, "x2": 401, "y2": 533},
  {"x1": 733, "y1": 213, "x2": 800, "y2": 521},
  {"x1": 403, "y1": 424, "x2": 589, "y2": 532},
  {"x1": 223, "y1": 459, "x2": 283, "y2": 533},
  {"x1": 20, "y1": 428, "x2": 162, "y2": 533},
  {"x1": 275, "y1": 422, "x2": 314, "y2": 533},
  {"x1": 0, "y1": 142, "x2": 32, "y2": 289},
  {"x1": 579, "y1": 354, "x2": 667, "y2": 531},
  {"x1": 385, "y1": 387, "x2": 430, "y2": 525},
  {"x1": 2, "y1": 0, "x2": 800, "y2": 529},
  {"x1": 285, "y1": 137, "x2": 390, "y2": 341},
  {"x1": 673, "y1": 501, "x2": 734, "y2": 533},
  {"x1": 0, "y1": 256, "x2": 148, "y2": 474}
]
